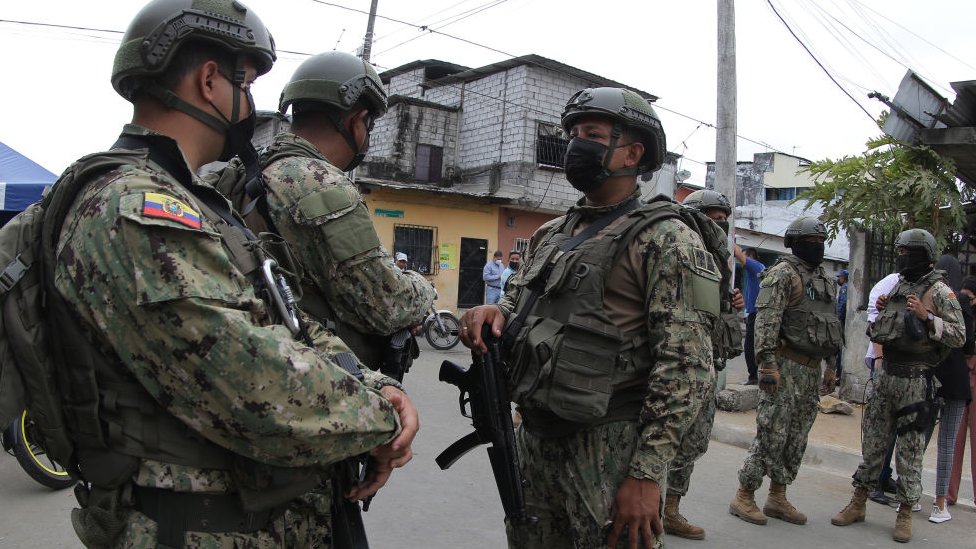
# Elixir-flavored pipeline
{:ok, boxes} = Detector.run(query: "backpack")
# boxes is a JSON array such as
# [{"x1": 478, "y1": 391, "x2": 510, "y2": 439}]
[{"x1": 0, "y1": 151, "x2": 139, "y2": 468}]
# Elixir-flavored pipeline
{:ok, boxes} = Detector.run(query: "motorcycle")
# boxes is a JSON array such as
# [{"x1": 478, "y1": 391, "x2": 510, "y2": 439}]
[
  {"x1": 423, "y1": 306, "x2": 460, "y2": 350},
  {"x1": 2, "y1": 410, "x2": 75, "y2": 489}
]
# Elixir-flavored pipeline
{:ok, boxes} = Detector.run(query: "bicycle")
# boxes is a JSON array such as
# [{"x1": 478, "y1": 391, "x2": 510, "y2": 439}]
[{"x1": 2, "y1": 410, "x2": 75, "y2": 489}]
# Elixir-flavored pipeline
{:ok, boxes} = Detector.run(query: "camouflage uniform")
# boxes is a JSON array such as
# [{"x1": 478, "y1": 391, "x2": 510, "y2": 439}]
[
  {"x1": 852, "y1": 272, "x2": 965, "y2": 504},
  {"x1": 54, "y1": 126, "x2": 402, "y2": 548},
  {"x1": 737, "y1": 256, "x2": 831, "y2": 490},
  {"x1": 667, "y1": 379, "x2": 717, "y2": 497},
  {"x1": 500, "y1": 192, "x2": 715, "y2": 548},
  {"x1": 245, "y1": 132, "x2": 433, "y2": 350}
]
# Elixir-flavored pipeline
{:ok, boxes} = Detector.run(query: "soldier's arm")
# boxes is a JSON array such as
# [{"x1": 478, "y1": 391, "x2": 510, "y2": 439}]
[
  {"x1": 55, "y1": 176, "x2": 401, "y2": 469},
  {"x1": 628, "y1": 220, "x2": 716, "y2": 483},
  {"x1": 753, "y1": 267, "x2": 793, "y2": 371},
  {"x1": 267, "y1": 159, "x2": 435, "y2": 335},
  {"x1": 930, "y1": 286, "x2": 966, "y2": 348}
]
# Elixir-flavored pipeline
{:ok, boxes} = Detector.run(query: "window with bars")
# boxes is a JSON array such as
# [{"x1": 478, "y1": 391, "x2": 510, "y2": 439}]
[
  {"x1": 536, "y1": 121, "x2": 568, "y2": 168},
  {"x1": 415, "y1": 144, "x2": 443, "y2": 183},
  {"x1": 513, "y1": 237, "x2": 530, "y2": 255},
  {"x1": 394, "y1": 224, "x2": 437, "y2": 275},
  {"x1": 861, "y1": 227, "x2": 897, "y2": 310}
]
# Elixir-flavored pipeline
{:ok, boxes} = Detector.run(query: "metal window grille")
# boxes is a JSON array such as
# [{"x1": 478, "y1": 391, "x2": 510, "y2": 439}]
[
  {"x1": 513, "y1": 237, "x2": 530, "y2": 254},
  {"x1": 536, "y1": 121, "x2": 567, "y2": 168},
  {"x1": 394, "y1": 224, "x2": 438, "y2": 275},
  {"x1": 861, "y1": 227, "x2": 897, "y2": 309}
]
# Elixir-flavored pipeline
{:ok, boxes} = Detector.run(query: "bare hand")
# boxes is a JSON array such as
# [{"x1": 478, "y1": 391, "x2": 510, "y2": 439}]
[
  {"x1": 905, "y1": 294, "x2": 929, "y2": 321},
  {"x1": 734, "y1": 244, "x2": 746, "y2": 267},
  {"x1": 875, "y1": 294, "x2": 889, "y2": 312},
  {"x1": 731, "y1": 288, "x2": 745, "y2": 311},
  {"x1": 607, "y1": 477, "x2": 662, "y2": 549},
  {"x1": 375, "y1": 386, "x2": 419, "y2": 468},
  {"x1": 346, "y1": 458, "x2": 393, "y2": 501},
  {"x1": 459, "y1": 305, "x2": 507, "y2": 353}
]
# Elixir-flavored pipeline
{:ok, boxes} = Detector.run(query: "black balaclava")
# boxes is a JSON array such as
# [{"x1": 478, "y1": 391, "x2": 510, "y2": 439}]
[
  {"x1": 791, "y1": 240, "x2": 825, "y2": 266},
  {"x1": 897, "y1": 249, "x2": 932, "y2": 282}
]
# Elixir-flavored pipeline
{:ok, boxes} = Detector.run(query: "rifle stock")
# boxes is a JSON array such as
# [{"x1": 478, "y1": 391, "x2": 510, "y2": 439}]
[{"x1": 437, "y1": 330, "x2": 536, "y2": 526}]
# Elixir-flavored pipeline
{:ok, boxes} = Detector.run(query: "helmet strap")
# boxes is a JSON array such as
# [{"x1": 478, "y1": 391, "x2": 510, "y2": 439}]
[
  {"x1": 326, "y1": 110, "x2": 363, "y2": 163},
  {"x1": 144, "y1": 82, "x2": 228, "y2": 133},
  {"x1": 604, "y1": 122, "x2": 640, "y2": 178}
]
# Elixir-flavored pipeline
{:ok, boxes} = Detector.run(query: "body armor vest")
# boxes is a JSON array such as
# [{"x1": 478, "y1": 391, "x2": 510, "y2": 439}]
[
  {"x1": 48, "y1": 146, "x2": 318, "y2": 508},
  {"x1": 868, "y1": 270, "x2": 947, "y2": 368},
  {"x1": 506, "y1": 200, "x2": 720, "y2": 437},
  {"x1": 774, "y1": 255, "x2": 844, "y2": 359}
]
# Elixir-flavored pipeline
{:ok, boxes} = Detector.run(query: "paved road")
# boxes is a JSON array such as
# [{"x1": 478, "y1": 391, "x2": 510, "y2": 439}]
[{"x1": 2, "y1": 343, "x2": 974, "y2": 548}]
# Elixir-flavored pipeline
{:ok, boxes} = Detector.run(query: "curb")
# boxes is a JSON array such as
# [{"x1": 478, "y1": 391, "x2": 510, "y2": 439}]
[{"x1": 709, "y1": 420, "x2": 976, "y2": 506}]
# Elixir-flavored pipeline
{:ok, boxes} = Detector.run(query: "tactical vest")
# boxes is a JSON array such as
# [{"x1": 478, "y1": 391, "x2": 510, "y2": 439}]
[
  {"x1": 46, "y1": 147, "x2": 319, "y2": 508},
  {"x1": 868, "y1": 271, "x2": 948, "y2": 367},
  {"x1": 217, "y1": 140, "x2": 388, "y2": 368},
  {"x1": 773, "y1": 255, "x2": 844, "y2": 359},
  {"x1": 506, "y1": 199, "x2": 720, "y2": 437}
]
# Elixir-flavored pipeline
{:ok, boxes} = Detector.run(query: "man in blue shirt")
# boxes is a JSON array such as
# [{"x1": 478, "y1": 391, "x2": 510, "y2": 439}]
[
  {"x1": 483, "y1": 250, "x2": 504, "y2": 304},
  {"x1": 501, "y1": 250, "x2": 521, "y2": 289},
  {"x1": 831, "y1": 269, "x2": 849, "y2": 388},
  {"x1": 741, "y1": 247, "x2": 766, "y2": 385}
]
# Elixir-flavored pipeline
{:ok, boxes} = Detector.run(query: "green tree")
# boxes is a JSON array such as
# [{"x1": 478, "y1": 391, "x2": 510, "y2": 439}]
[{"x1": 796, "y1": 121, "x2": 971, "y2": 249}]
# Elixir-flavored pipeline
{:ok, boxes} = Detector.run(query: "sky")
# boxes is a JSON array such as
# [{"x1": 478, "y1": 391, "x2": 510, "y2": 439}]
[{"x1": 2, "y1": 0, "x2": 975, "y2": 187}]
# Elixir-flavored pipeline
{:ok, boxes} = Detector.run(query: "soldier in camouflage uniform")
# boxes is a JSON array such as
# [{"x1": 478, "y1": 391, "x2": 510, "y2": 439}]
[
  {"x1": 460, "y1": 87, "x2": 716, "y2": 549},
  {"x1": 665, "y1": 189, "x2": 745, "y2": 540},
  {"x1": 832, "y1": 228, "x2": 965, "y2": 543},
  {"x1": 48, "y1": 2, "x2": 418, "y2": 547},
  {"x1": 729, "y1": 216, "x2": 843, "y2": 527},
  {"x1": 215, "y1": 50, "x2": 435, "y2": 374}
]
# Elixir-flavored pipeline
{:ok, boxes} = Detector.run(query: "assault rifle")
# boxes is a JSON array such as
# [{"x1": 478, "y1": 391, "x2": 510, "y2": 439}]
[{"x1": 437, "y1": 328, "x2": 535, "y2": 526}]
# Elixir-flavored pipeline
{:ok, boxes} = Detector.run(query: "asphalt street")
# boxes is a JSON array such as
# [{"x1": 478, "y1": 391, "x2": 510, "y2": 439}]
[{"x1": 2, "y1": 343, "x2": 974, "y2": 548}]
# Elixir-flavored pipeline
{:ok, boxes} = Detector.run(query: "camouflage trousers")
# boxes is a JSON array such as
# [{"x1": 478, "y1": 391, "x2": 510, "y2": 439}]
[
  {"x1": 111, "y1": 489, "x2": 333, "y2": 548},
  {"x1": 852, "y1": 367, "x2": 928, "y2": 505},
  {"x1": 667, "y1": 379, "x2": 717, "y2": 497},
  {"x1": 737, "y1": 358, "x2": 820, "y2": 490},
  {"x1": 507, "y1": 421, "x2": 664, "y2": 549}
]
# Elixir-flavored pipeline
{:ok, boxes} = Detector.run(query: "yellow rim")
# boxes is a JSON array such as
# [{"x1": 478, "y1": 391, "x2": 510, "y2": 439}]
[{"x1": 19, "y1": 411, "x2": 69, "y2": 477}]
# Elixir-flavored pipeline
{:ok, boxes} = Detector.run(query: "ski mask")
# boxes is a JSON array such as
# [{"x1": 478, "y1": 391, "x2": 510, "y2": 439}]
[
  {"x1": 896, "y1": 249, "x2": 931, "y2": 282},
  {"x1": 791, "y1": 240, "x2": 825, "y2": 266}
]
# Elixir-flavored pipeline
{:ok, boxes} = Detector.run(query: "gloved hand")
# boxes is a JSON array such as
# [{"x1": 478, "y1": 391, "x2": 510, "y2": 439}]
[{"x1": 758, "y1": 368, "x2": 780, "y2": 395}]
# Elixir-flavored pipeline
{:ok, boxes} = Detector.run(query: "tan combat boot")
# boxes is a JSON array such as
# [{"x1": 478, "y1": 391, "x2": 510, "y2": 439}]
[
  {"x1": 663, "y1": 494, "x2": 706, "y2": 540},
  {"x1": 763, "y1": 481, "x2": 807, "y2": 525},
  {"x1": 831, "y1": 486, "x2": 868, "y2": 526},
  {"x1": 893, "y1": 503, "x2": 913, "y2": 543},
  {"x1": 729, "y1": 485, "x2": 768, "y2": 525}
]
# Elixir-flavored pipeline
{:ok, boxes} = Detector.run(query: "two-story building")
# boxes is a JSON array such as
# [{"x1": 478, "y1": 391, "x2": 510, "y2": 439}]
[{"x1": 263, "y1": 54, "x2": 676, "y2": 311}]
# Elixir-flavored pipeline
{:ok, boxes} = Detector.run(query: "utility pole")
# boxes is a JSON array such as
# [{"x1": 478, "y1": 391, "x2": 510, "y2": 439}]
[
  {"x1": 716, "y1": 0, "x2": 737, "y2": 258},
  {"x1": 360, "y1": 0, "x2": 379, "y2": 62}
]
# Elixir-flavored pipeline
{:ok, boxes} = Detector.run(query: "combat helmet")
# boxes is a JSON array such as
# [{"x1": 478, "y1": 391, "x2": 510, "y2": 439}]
[
  {"x1": 682, "y1": 189, "x2": 732, "y2": 216},
  {"x1": 895, "y1": 228, "x2": 937, "y2": 262},
  {"x1": 279, "y1": 51, "x2": 388, "y2": 118},
  {"x1": 112, "y1": 0, "x2": 276, "y2": 101},
  {"x1": 784, "y1": 216, "x2": 827, "y2": 248},
  {"x1": 560, "y1": 87, "x2": 667, "y2": 174}
]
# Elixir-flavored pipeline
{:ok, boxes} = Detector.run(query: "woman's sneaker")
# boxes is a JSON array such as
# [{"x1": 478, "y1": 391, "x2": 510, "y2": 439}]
[{"x1": 928, "y1": 505, "x2": 951, "y2": 524}]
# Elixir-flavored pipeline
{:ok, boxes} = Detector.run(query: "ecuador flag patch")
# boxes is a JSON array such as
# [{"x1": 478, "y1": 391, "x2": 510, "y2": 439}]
[{"x1": 142, "y1": 192, "x2": 202, "y2": 229}]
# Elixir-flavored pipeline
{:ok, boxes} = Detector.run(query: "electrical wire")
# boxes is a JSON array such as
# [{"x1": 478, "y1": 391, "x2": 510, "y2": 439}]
[
  {"x1": 370, "y1": 0, "x2": 509, "y2": 59},
  {"x1": 765, "y1": 0, "x2": 878, "y2": 124}
]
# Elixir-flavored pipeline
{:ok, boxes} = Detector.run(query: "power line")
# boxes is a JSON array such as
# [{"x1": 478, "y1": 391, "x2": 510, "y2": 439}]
[
  {"x1": 765, "y1": 0, "x2": 877, "y2": 124},
  {"x1": 370, "y1": 0, "x2": 509, "y2": 59}
]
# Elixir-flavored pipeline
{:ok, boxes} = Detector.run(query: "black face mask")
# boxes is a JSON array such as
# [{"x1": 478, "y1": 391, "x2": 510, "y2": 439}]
[
  {"x1": 508, "y1": 261, "x2": 520, "y2": 271},
  {"x1": 716, "y1": 220, "x2": 730, "y2": 235},
  {"x1": 791, "y1": 240, "x2": 825, "y2": 266},
  {"x1": 335, "y1": 113, "x2": 373, "y2": 171},
  {"x1": 210, "y1": 88, "x2": 256, "y2": 162},
  {"x1": 897, "y1": 250, "x2": 931, "y2": 282},
  {"x1": 564, "y1": 137, "x2": 611, "y2": 193}
]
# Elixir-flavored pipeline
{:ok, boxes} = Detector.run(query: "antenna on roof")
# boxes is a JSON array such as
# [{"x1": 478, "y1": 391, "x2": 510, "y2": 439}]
[{"x1": 333, "y1": 28, "x2": 346, "y2": 51}]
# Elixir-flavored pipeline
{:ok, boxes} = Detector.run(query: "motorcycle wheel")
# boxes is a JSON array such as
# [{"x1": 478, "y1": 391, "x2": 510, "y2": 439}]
[
  {"x1": 4, "y1": 411, "x2": 75, "y2": 490},
  {"x1": 424, "y1": 312, "x2": 460, "y2": 350}
]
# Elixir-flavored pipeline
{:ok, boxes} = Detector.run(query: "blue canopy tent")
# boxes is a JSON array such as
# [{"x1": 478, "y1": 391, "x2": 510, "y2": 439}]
[{"x1": 0, "y1": 141, "x2": 56, "y2": 226}]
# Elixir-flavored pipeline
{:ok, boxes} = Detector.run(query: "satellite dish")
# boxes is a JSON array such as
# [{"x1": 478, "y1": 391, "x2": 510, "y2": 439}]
[{"x1": 676, "y1": 170, "x2": 692, "y2": 183}]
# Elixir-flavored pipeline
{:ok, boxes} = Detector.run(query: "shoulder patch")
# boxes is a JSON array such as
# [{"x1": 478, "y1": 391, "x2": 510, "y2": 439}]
[{"x1": 142, "y1": 192, "x2": 201, "y2": 229}]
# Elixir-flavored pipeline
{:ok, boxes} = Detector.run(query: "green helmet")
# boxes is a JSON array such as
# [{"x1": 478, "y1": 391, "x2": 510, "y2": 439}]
[
  {"x1": 279, "y1": 51, "x2": 387, "y2": 117},
  {"x1": 895, "y1": 228, "x2": 937, "y2": 262},
  {"x1": 112, "y1": 0, "x2": 276, "y2": 100},
  {"x1": 682, "y1": 189, "x2": 732, "y2": 216},
  {"x1": 784, "y1": 216, "x2": 827, "y2": 248},
  {"x1": 560, "y1": 87, "x2": 667, "y2": 173}
]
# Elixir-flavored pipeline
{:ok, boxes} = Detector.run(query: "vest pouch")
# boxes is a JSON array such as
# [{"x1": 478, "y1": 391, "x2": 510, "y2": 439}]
[
  {"x1": 718, "y1": 311, "x2": 743, "y2": 359},
  {"x1": 512, "y1": 244, "x2": 560, "y2": 294},
  {"x1": 542, "y1": 251, "x2": 585, "y2": 297},
  {"x1": 547, "y1": 314, "x2": 623, "y2": 423},
  {"x1": 806, "y1": 313, "x2": 843, "y2": 357},
  {"x1": 869, "y1": 308, "x2": 905, "y2": 345},
  {"x1": 506, "y1": 315, "x2": 562, "y2": 407}
]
